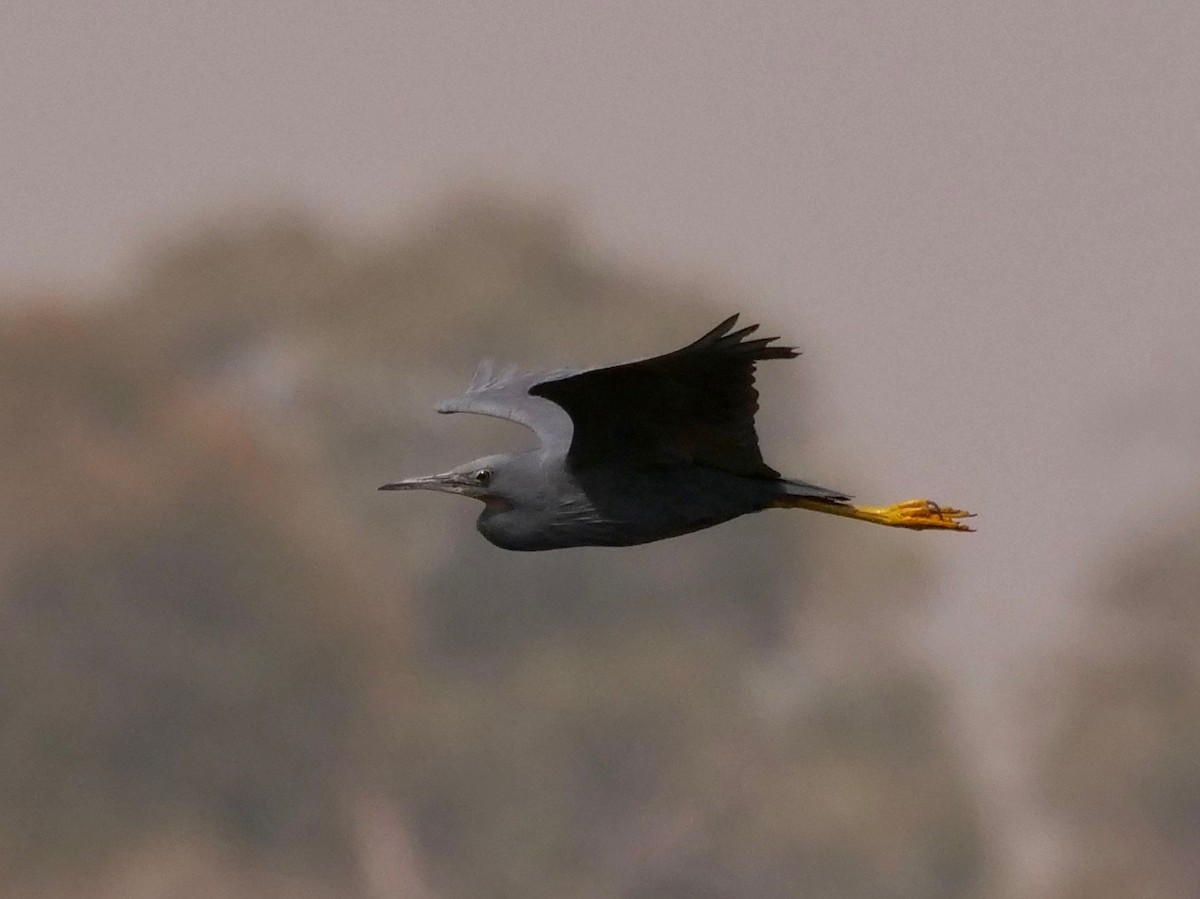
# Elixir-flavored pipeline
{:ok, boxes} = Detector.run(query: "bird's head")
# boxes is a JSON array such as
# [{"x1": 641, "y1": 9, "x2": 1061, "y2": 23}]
[
  {"x1": 378, "y1": 453, "x2": 527, "y2": 511},
  {"x1": 382, "y1": 452, "x2": 593, "y2": 550}
]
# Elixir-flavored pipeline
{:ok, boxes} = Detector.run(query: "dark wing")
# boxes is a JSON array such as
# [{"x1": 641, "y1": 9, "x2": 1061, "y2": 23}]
[
  {"x1": 436, "y1": 359, "x2": 577, "y2": 454},
  {"x1": 530, "y1": 315, "x2": 796, "y2": 476}
]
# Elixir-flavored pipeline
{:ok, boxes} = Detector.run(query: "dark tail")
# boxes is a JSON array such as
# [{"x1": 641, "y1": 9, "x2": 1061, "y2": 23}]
[{"x1": 774, "y1": 477, "x2": 851, "y2": 506}]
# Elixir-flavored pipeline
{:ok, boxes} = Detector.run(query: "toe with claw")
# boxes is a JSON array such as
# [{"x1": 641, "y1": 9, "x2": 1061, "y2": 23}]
[{"x1": 868, "y1": 498, "x2": 976, "y2": 531}]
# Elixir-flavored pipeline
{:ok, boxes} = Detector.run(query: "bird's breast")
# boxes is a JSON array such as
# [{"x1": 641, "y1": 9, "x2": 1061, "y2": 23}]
[{"x1": 475, "y1": 468, "x2": 770, "y2": 550}]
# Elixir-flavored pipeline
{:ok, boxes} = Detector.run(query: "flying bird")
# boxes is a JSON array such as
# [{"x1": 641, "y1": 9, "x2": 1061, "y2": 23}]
[{"x1": 381, "y1": 316, "x2": 973, "y2": 550}]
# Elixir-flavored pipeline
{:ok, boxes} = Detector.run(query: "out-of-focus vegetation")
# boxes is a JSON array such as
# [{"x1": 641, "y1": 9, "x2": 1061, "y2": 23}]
[
  {"x1": 1041, "y1": 511, "x2": 1200, "y2": 899},
  {"x1": 0, "y1": 197, "x2": 1195, "y2": 898}
]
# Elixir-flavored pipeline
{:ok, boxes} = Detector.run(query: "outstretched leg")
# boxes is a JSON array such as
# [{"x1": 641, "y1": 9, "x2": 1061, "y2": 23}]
[{"x1": 775, "y1": 495, "x2": 975, "y2": 532}]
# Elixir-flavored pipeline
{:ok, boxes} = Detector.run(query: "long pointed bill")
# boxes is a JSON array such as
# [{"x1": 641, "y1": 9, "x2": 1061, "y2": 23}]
[{"x1": 378, "y1": 472, "x2": 474, "y2": 494}]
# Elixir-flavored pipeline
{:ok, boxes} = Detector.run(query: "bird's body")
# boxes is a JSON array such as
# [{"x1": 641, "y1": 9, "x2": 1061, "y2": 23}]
[
  {"x1": 472, "y1": 451, "x2": 798, "y2": 550},
  {"x1": 382, "y1": 316, "x2": 973, "y2": 549}
]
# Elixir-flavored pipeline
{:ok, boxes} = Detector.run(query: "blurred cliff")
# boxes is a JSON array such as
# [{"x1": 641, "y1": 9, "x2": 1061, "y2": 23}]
[{"x1": 0, "y1": 198, "x2": 1195, "y2": 898}]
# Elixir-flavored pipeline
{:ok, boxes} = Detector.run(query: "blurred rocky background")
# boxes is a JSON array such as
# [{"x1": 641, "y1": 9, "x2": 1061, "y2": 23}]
[{"x1": 1, "y1": 198, "x2": 1196, "y2": 899}]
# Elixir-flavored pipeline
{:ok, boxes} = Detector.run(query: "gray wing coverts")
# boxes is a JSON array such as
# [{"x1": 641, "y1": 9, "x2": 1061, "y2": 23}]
[{"x1": 436, "y1": 359, "x2": 578, "y2": 454}]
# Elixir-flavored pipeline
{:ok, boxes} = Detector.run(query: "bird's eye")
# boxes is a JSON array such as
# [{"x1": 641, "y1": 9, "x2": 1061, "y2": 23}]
[{"x1": 473, "y1": 468, "x2": 492, "y2": 487}]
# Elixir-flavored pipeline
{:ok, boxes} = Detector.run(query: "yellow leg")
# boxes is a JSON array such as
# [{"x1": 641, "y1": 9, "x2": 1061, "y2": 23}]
[{"x1": 782, "y1": 497, "x2": 975, "y2": 532}]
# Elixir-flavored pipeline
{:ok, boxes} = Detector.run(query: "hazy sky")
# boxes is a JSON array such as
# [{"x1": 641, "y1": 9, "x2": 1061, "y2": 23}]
[{"x1": 6, "y1": 3, "x2": 1200, "y2": 885}]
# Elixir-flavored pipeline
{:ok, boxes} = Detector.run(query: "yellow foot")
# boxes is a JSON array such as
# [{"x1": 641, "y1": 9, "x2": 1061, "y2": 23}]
[
  {"x1": 777, "y1": 495, "x2": 976, "y2": 532},
  {"x1": 855, "y1": 498, "x2": 976, "y2": 532}
]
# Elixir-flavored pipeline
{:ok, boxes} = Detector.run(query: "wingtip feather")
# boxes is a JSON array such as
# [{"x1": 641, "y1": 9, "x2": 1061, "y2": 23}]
[
  {"x1": 687, "y1": 314, "x2": 742, "y2": 349},
  {"x1": 688, "y1": 316, "x2": 800, "y2": 360}
]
